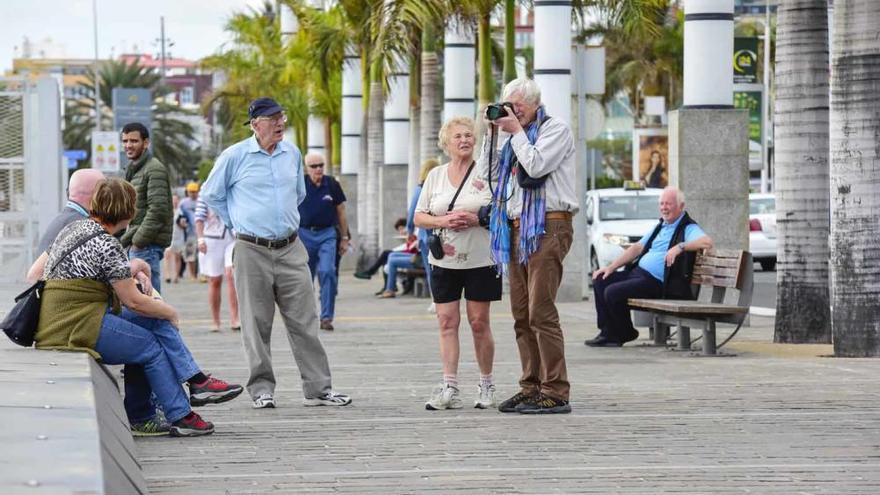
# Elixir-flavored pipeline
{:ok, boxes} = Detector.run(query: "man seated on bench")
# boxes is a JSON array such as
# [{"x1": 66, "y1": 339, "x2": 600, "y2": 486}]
[{"x1": 586, "y1": 186, "x2": 713, "y2": 348}]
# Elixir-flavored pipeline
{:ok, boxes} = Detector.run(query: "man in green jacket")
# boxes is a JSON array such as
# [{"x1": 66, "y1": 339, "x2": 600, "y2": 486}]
[{"x1": 120, "y1": 122, "x2": 173, "y2": 292}]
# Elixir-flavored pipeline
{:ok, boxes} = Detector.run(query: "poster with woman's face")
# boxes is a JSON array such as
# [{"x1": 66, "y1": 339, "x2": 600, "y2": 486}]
[{"x1": 634, "y1": 131, "x2": 669, "y2": 189}]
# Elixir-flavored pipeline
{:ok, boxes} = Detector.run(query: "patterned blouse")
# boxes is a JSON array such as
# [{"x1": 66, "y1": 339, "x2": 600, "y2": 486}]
[{"x1": 43, "y1": 219, "x2": 132, "y2": 284}]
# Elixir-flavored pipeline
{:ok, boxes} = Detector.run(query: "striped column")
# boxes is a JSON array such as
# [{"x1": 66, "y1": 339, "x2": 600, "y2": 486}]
[
  {"x1": 279, "y1": 3, "x2": 297, "y2": 45},
  {"x1": 443, "y1": 20, "x2": 476, "y2": 121},
  {"x1": 383, "y1": 72, "x2": 410, "y2": 167},
  {"x1": 306, "y1": 116, "x2": 325, "y2": 158},
  {"x1": 683, "y1": 0, "x2": 734, "y2": 107},
  {"x1": 533, "y1": 0, "x2": 572, "y2": 125},
  {"x1": 340, "y1": 53, "x2": 362, "y2": 175}
]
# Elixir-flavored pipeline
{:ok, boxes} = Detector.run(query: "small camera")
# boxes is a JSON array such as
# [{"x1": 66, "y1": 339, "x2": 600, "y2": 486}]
[{"x1": 485, "y1": 102, "x2": 513, "y2": 121}]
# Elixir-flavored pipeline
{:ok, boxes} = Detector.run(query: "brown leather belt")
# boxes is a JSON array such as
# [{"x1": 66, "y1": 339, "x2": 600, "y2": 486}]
[
  {"x1": 236, "y1": 232, "x2": 298, "y2": 249},
  {"x1": 510, "y1": 211, "x2": 572, "y2": 229}
]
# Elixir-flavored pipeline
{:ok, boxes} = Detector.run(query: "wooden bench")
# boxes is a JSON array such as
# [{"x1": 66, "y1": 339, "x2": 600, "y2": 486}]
[
  {"x1": 628, "y1": 249, "x2": 754, "y2": 355},
  {"x1": 400, "y1": 267, "x2": 430, "y2": 298}
]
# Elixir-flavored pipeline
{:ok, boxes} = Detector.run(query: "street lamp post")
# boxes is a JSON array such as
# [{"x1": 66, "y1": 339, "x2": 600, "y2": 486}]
[{"x1": 93, "y1": 0, "x2": 100, "y2": 132}]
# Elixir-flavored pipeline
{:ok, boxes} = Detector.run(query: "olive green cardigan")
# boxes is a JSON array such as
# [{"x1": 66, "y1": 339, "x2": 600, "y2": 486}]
[{"x1": 34, "y1": 279, "x2": 120, "y2": 359}]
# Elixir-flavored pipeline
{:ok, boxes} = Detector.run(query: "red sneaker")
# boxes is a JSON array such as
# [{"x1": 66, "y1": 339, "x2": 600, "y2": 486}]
[
  {"x1": 170, "y1": 412, "x2": 214, "y2": 437},
  {"x1": 189, "y1": 376, "x2": 244, "y2": 406}
]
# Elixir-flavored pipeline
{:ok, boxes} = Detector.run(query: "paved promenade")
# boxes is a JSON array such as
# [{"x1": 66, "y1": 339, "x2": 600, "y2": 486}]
[{"x1": 125, "y1": 272, "x2": 880, "y2": 494}]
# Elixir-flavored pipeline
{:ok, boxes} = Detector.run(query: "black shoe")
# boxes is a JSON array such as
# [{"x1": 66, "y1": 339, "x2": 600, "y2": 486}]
[
  {"x1": 516, "y1": 394, "x2": 572, "y2": 414},
  {"x1": 354, "y1": 271, "x2": 372, "y2": 280},
  {"x1": 498, "y1": 391, "x2": 538, "y2": 413},
  {"x1": 584, "y1": 332, "x2": 607, "y2": 346},
  {"x1": 622, "y1": 329, "x2": 640, "y2": 344},
  {"x1": 585, "y1": 336, "x2": 623, "y2": 347}
]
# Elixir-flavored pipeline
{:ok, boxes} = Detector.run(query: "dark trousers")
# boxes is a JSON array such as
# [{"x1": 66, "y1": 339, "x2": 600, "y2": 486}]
[{"x1": 593, "y1": 267, "x2": 662, "y2": 342}]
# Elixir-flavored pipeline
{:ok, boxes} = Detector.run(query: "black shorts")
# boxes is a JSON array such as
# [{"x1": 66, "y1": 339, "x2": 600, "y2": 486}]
[{"x1": 430, "y1": 265, "x2": 502, "y2": 304}]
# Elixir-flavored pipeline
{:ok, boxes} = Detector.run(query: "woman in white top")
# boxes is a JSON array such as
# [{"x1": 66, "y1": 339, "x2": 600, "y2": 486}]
[
  {"x1": 415, "y1": 116, "x2": 501, "y2": 411},
  {"x1": 195, "y1": 199, "x2": 240, "y2": 332}
]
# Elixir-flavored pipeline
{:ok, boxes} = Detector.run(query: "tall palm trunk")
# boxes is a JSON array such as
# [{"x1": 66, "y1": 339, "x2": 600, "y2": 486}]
[
  {"x1": 773, "y1": 0, "x2": 831, "y2": 343},
  {"x1": 477, "y1": 12, "x2": 495, "y2": 110},
  {"x1": 503, "y1": 0, "x2": 516, "y2": 83},
  {"x1": 830, "y1": 0, "x2": 880, "y2": 356},
  {"x1": 365, "y1": 78, "x2": 384, "y2": 262},
  {"x1": 420, "y1": 26, "x2": 442, "y2": 170}
]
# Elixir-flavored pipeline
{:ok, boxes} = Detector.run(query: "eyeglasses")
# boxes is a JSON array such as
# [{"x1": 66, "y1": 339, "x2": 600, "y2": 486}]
[
  {"x1": 254, "y1": 113, "x2": 287, "y2": 124},
  {"x1": 308, "y1": 163, "x2": 324, "y2": 169}
]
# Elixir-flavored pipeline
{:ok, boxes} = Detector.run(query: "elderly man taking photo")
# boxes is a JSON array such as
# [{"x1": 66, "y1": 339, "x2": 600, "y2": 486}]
[
  {"x1": 485, "y1": 77, "x2": 578, "y2": 415},
  {"x1": 586, "y1": 186, "x2": 714, "y2": 348},
  {"x1": 201, "y1": 97, "x2": 350, "y2": 410}
]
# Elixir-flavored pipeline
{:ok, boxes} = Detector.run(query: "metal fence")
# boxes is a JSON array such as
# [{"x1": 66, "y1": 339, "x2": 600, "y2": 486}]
[{"x1": 0, "y1": 84, "x2": 33, "y2": 282}]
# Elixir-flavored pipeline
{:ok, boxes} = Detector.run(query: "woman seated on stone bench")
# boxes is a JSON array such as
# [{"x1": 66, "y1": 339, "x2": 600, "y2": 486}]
[{"x1": 34, "y1": 178, "x2": 243, "y2": 437}]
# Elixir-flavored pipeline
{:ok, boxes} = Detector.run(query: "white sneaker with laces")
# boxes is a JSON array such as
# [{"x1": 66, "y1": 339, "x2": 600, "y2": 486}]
[
  {"x1": 474, "y1": 383, "x2": 497, "y2": 409},
  {"x1": 252, "y1": 393, "x2": 276, "y2": 409},
  {"x1": 427, "y1": 302, "x2": 436, "y2": 314},
  {"x1": 425, "y1": 383, "x2": 463, "y2": 410},
  {"x1": 303, "y1": 391, "x2": 352, "y2": 407}
]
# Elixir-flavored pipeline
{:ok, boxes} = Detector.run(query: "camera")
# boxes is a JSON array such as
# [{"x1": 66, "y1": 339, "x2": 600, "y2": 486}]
[{"x1": 485, "y1": 102, "x2": 513, "y2": 121}]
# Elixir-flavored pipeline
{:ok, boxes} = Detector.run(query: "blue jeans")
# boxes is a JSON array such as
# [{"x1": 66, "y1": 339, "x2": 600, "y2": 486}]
[
  {"x1": 95, "y1": 308, "x2": 200, "y2": 423},
  {"x1": 130, "y1": 244, "x2": 165, "y2": 294},
  {"x1": 299, "y1": 227, "x2": 338, "y2": 320},
  {"x1": 385, "y1": 252, "x2": 418, "y2": 292}
]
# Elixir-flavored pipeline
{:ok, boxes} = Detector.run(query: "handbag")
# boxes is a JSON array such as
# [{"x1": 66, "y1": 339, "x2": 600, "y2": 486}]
[
  {"x1": 1, "y1": 230, "x2": 104, "y2": 347},
  {"x1": 428, "y1": 162, "x2": 475, "y2": 260}
]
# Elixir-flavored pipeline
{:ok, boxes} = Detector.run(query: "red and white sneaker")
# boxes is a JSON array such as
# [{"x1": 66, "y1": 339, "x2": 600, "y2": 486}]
[
  {"x1": 189, "y1": 376, "x2": 244, "y2": 406},
  {"x1": 170, "y1": 412, "x2": 214, "y2": 437}
]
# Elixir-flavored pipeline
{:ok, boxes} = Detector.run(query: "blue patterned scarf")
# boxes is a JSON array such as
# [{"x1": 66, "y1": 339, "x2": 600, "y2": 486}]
[{"x1": 489, "y1": 106, "x2": 547, "y2": 272}]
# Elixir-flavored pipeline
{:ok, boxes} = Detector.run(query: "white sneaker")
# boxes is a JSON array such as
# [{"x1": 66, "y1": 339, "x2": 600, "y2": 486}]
[
  {"x1": 474, "y1": 383, "x2": 497, "y2": 409},
  {"x1": 252, "y1": 393, "x2": 276, "y2": 409},
  {"x1": 303, "y1": 391, "x2": 352, "y2": 407},
  {"x1": 427, "y1": 302, "x2": 436, "y2": 314},
  {"x1": 425, "y1": 383, "x2": 463, "y2": 410}
]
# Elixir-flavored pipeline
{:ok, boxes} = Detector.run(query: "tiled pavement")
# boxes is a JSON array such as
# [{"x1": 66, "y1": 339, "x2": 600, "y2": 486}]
[{"x1": 131, "y1": 274, "x2": 880, "y2": 494}]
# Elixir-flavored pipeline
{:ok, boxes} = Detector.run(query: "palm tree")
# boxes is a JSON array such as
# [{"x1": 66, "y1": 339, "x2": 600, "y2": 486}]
[
  {"x1": 63, "y1": 59, "x2": 200, "y2": 182},
  {"x1": 503, "y1": 0, "x2": 516, "y2": 84},
  {"x1": 829, "y1": 0, "x2": 880, "y2": 356},
  {"x1": 773, "y1": 0, "x2": 831, "y2": 344}
]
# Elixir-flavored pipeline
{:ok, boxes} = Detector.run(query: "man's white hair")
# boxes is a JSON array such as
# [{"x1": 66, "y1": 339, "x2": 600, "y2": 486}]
[
  {"x1": 501, "y1": 78, "x2": 542, "y2": 105},
  {"x1": 661, "y1": 186, "x2": 685, "y2": 206}
]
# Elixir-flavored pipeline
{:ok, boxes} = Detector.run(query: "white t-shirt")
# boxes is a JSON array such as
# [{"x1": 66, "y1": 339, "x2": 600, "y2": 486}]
[{"x1": 416, "y1": 163, "x2": 493, "y2": 269}]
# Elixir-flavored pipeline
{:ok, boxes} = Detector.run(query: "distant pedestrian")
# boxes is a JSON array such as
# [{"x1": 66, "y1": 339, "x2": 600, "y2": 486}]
[
  {"x1": 201, "y1": 97, "x2": 351, "y2": 410},
  {"x1": 163, "y1": 194, "x2": 187, "y2": 285},
  {"x1": 195, "y1": 199, "x2": 240, "y2": 332},
  {"x1": 178, "y1": 182, "x2": 200, "y2": 280},
  {"x1": 298, "y1": 152, "x2": 350, "y2": 331},
  {"x1": 119, "y1": 122, "x2": 173, "y2": 293}
]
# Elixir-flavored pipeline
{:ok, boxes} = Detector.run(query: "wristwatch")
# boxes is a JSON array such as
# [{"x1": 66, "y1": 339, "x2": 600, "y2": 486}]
[{"x1": 677, "y1": 242, "x2": 686, "y2": 251}]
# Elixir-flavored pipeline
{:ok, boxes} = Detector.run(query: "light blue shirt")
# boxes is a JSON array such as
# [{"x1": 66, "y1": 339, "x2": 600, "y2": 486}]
[
  {"x1": 637, "y1": 213, "x2": 707, "y2": 282},
  {"x1": 201, "y1": 135, "x2": 306, "y2": 240}
]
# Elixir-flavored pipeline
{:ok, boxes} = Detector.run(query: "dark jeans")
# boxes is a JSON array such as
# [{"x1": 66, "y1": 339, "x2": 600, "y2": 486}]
[{"x1": 593, "y1": 267, "x2": 663, "y2": 342}]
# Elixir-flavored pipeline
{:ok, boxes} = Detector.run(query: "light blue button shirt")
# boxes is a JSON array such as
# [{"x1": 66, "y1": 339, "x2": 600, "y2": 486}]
[
  {"x1": 637, "y1": 213, "x2": 707, "y2": 282},
  {"x1": 201, "y1": 135, "x2": 306, "y2": 240}
]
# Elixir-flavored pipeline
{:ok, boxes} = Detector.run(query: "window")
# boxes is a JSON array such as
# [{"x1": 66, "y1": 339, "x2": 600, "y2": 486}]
[
  {"x1": 599, "y1": 195, "x2": 659, "y2": 221},
  {"x1": 180, "y1": 86, "x2": 194, "y2": 105}
]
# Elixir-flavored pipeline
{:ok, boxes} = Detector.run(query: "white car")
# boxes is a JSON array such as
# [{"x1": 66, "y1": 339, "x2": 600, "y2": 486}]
[
  {"x1": 585, "y1": 187, "x2": 662, "y2": 274},
  {"x1": 749, "y1": 193, "x2": 776, "y2": 271}
]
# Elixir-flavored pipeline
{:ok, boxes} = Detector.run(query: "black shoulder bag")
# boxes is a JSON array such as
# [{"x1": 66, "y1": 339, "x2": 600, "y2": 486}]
[
  {"x1": 428, "y1": 163, "x2": 475, "y2": 260},
  {"x1": 1, "y1": 230, "x2": 104, "y2": 347}
]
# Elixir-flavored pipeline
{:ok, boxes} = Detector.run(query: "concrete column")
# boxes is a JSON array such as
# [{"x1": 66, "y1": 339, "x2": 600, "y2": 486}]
[
  {"x1": 670, "y1": 0, "x2": 748, "y2": 251},
  {"x1": 306, "y1": 116, "x2": 325, "y2": 158},
  {"x1": 279, "y1": 3, "x2": 297, "y2": 44},
  {"x1": 443, "y1": 20, "x2": 476, "y2": 121},
  {"x1": 340, "y1": 52, "x2": 362, "y2": 228},
  {"x1": 382, "y1": 72, "x2": 410, "y2": 249},
  {"x1": 533, "y1": 0, "x2": 572, "y2": 125}
]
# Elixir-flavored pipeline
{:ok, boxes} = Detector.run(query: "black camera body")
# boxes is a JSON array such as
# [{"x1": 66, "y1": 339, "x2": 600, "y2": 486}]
[{"x1": 485, "y1": 102, "x2": 513, "y2": 121}]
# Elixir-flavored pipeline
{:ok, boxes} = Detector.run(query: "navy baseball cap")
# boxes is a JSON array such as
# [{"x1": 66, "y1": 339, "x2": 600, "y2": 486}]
[{"x1": 243, "y1": 97, "x2": 283, "y2": 125}]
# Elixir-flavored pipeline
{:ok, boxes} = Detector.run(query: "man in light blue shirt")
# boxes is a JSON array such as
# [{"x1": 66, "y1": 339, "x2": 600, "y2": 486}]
[
  {"x1": 201, "y1": 97, "x2": 351, "y2": 410},
  {"x1": 587, "y1": 187, "x2": 714, "y2": 347}
]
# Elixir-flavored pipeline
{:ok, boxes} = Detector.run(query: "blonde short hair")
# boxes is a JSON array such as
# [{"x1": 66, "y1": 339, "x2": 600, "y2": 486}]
[
  {"x1": 418, "y1": 158, "x2": 440, "y2": 184},
  {"x1": 91, "y1": 178, "x2": 137, "y2": 225},
  {"x1": 437, "y1": 116, "x2": 476, "y2": 153}
]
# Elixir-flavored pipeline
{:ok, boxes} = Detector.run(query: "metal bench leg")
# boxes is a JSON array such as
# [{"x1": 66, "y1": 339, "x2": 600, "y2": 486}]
[
  {"x1": 702, "y1": 319, "x2": 717, "y2": 355},
  {"x1": 653, "y1": 318, "x2": 667, "y2": 346},
  {"x1": 677, "y1": 325, "x2": 690, "y2": 351}
]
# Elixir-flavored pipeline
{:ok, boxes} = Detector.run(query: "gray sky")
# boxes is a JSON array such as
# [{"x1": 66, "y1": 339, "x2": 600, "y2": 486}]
[{"x1": 1, "y1": 0, "x2": 266, "y2": 73}]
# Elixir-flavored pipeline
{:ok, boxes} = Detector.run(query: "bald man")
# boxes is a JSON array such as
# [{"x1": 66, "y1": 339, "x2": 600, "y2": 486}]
[
  {"x1": 298, "y1": 153, "x2": 349, "y2": 331},
  {"x1": 26, "y1": 169, "x2": 152, "y2": 291}
]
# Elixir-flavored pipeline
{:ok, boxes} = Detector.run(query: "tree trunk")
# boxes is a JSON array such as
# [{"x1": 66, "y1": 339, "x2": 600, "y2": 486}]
[
  {"x1": 773, "y1": 0, "x2": 831, "y2": 343},
  {"x1": 420, "y1": 49, "x2": 441, "y2": 170},
  {"x1": 830, "y1": 0, "x2": 880, "y2": 356},
  {"x1": 503, "y1": 0, "x2": 517, "y2": 84},
  {"x1": 477, "y1": 13, "x2": 495, "y2": 110},
  {"x1": 364, "y1": 80, "x2": 384, "y2": 262}
]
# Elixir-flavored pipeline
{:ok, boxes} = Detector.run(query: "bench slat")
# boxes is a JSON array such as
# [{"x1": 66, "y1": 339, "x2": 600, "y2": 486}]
[
  {"x1": 628, "y1": 298, "x2": 748, "y2": 315},
  {"x1": 692, "y1": 274, "x2": 739, "y2": 288},
  {"x1": 693, "y1": 266, "x2": 739, "y2": 278}
]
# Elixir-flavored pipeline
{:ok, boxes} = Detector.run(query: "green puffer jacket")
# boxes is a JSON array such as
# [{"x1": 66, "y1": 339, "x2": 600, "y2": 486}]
[{"x1": 121, "y1": 151, "x2": 173, "y2": 249}]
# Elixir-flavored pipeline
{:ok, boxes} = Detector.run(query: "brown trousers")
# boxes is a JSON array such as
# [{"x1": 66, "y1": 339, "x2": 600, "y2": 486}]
[{"x1": 508, "y1": 217, "x2": 573, "y2": 401}]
